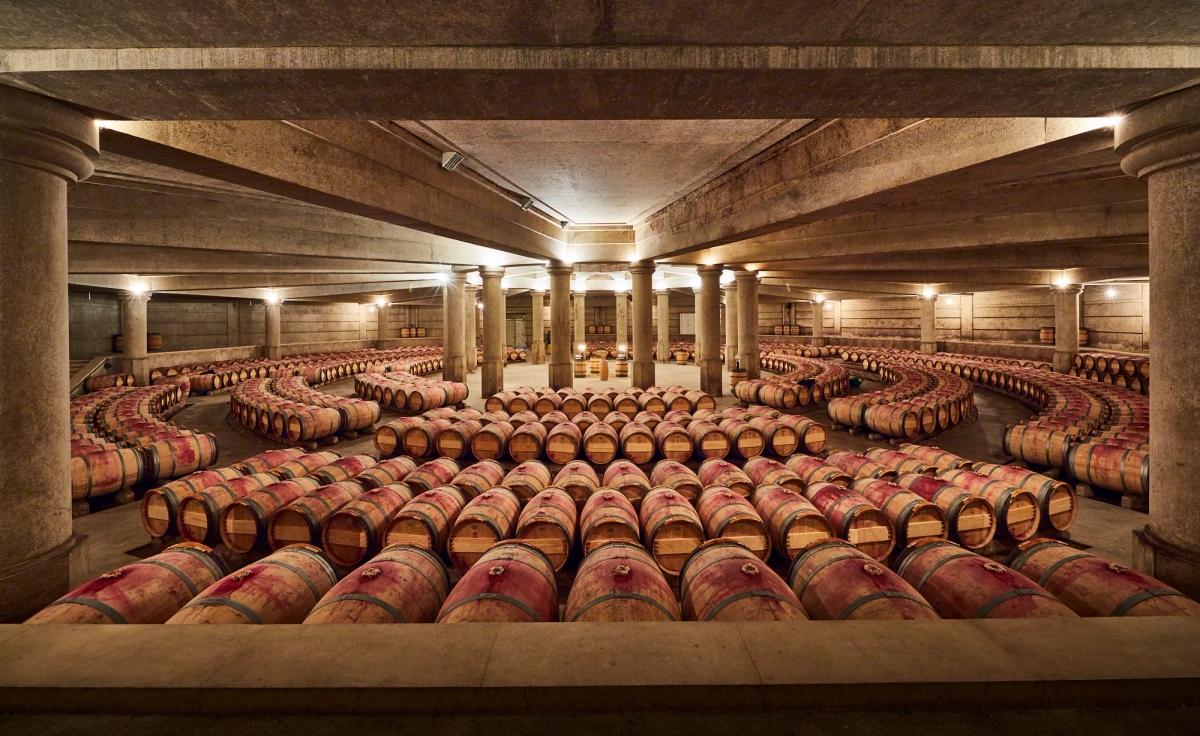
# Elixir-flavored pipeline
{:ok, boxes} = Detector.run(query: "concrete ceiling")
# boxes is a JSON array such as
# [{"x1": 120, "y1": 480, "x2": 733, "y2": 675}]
[{"x1": 407, "y1": 120, "x2": 811, "y2": 224}]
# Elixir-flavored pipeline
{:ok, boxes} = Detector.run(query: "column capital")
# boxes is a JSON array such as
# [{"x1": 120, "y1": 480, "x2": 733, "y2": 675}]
[
  {"x1": 118, "y1": 290, "x2": 151, "y2": 305},
  {"x1": 531, "y1": 289, "x2": 546, "y2": 296},
  {"x1": 572, "y1": 290, "x2": 588, "y2": 297},
  {"x1": 546, "y1": 261, "x2": 574, "y2": 276},
  {"x1": 920, "y1": 294, "x2": 939, "y2": 302},
  {"x1": 696, "y1": 264, "x2": 724, "y2": 276},
  {"x1": 1055, "y1": 284, "x2": 1085, "y2": 296},
  {"x1": 1116, "y1": 85, "x2": 1200, "y2": 179},
  {"x1": 734, "y1": 270, "x2": 759, "y2": 284},
  {"x1": 628, "y1": 261, "x2": 656, "y2": 275},
  {"x1": 0, "y1": 86, "x2": 97, "y2": 183},
  {"x1": 654, "y1": 289, "x2": 671, "y2": 297},
  {"x1": 477, "y1": 266, "x2": 505, "y2": 280}
]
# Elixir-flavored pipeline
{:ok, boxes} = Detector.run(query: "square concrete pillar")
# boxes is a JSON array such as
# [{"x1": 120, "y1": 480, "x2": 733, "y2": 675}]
[
  {"x1": 530, "y1": 290, "x2": 546, "y2": 365},
  {"x1": 811, "y1": 300, "x2": 825, "y2": 348},
  {"x1": 547, "y1": 262, "x2": 574, "y2": 390},
  {"x1": 630, "y1": 262, "x2": 656, "y2": 389},
  {"x1": 655, "y1": 289, "x2": 671, "y2": 364},
  {"x1": 724, "y1": 281, "x2": 738, "y2": 371},
  {"x1": 697, "y1": 265, "x2": 723, "y2": 396},
  {"x1": 1053, "y1": 285, "x2": 1083, "y2": 373},
  {"x1": 919, "y1": 294, "x2": 938, "y2": 355},
  {"x1": 479, "y1": 267, "x2": 504, "y2": 395},
  {"x1": 735, "y1": 271, "x2": 759, "y2": 378},
  {"x1": 264, "y1": 299, "x2": 282, "y2": 360},
  {"x1": 120, "y1": 290, "x2": 151, "y2": 384}
]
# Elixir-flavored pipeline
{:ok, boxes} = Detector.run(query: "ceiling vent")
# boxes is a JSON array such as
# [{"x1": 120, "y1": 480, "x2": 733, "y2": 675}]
[{"x1": 441, "y1": 151, "x2": 464, "y2": 171}]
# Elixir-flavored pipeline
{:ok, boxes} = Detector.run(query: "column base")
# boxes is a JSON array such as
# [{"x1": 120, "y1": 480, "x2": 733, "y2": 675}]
[
  {"x1": 124, "y1": 356, "x2": 149, "y2": 386},
  {"x1": 548, "y1": 361, "x2": 573, "y2": 390},
  {"x1": 443, "y1": 356, "x2": 466, "y2": 384},
  {"x1": 265, "y1": 347, "x2": 281, "y2": 360},
  {"x1": 530, "y1": 344, "x2": 545, "y2": 365},
  {"x1": 632, "y1": 360, "x2": 655, "y2": 389},
  {"x1": 481, "y1": 360, "x2": 503, "y2": 398},
  {"x1": 1053, "y1": 350, "x2": 1077, "y2": 374},
  {"x1": 699, "y1": 357, "x2": 723, "y2": 397},
  {"x1": 0, "y1": 533, "x2": 89, "y2": 623},
  {"x1": 920, "y1": 342, "x2": 938, "y2": 356},
  {"x1": 1132, "y1": 526, "x2": 1200, "y2": 600},
  {"x1": 812, "y1": 337, "x2": 825, "y2": 348},
  {"x1": 656, "y1": 342, "x2": 669, "y2": 364}
]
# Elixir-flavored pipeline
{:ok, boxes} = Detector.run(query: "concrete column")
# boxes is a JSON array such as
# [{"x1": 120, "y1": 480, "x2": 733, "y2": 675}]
[
  {"x1": 919, "y1": 295, "x2": 938, "y2": 355},
  {"x1": 547, "y1": 262, "x2": 573, "y2": 389},
  {"x1": 630, "y1": 262, "x2": 656, "y2": 389},
  {"x1": 265, "y1": 300, "x2": 282, "y2": 360},
  {"x1": 1052, "y1": 285, "x2": 1082, "y2": 373},
  {"x1": 615, "y1": 291, "x2": 629, "y2": 354},
  {"x1": 811, "y1": 300, "x2": 825, "y2": 348},
  {"x1": 529, "y1": 290, "x2": 545, "y2": 364},
  {"x1": 480, "y1": 267, "x2": 505, "y2": 396},
  {"x1": 1141, "y1": 283, "x2": 1150, "y2": 350},
  {"x1": 227, "y1": 302, "x2": 241, "y2": 346},
  {"x1": 959, "y1": 294, "x2": 974, "y2": 341},
  {"x1": 692, "y1": 286, "x2": 705, "y2": 363},
  {"x1": 832, "y1": 300, "x2": 842, "y2": 336},
  {"x1": 697, "y1": 265, "x2": 723, "y2": 396},
  {"x1": 573, "y1": 291, "x2": 587, "y2": 354},
  {"x1": 357, "y1": 303, "x2": 367, "y2": 341},
  {"x1": 1117, "y1": 90, "x2": 1200, "y2": 594},
  {"x1": 724, "y1": 281, "x2": 739, "y2": 372},
  {"x1": 735, "y1": 271, "x2": 760, "y2": 379},
  {"x1": 655, "y1": 290, "x2": 671, "y2": 364},
  {"x1": 0, "y1": 85, "x2": 96, "y2": 620},
  {"x1": 119, "y1": 291, "x2": 150, "y2": 385},
  {"x1": 376, "y1": 302, "x2": 390, "y2": 344},
  {"x1": 464, "y1": 284, "x2": 478, "y2": 373}
]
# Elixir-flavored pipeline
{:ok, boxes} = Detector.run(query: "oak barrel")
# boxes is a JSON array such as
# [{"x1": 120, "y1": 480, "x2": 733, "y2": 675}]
[
  {"x1": 679, "y1": 539, "x2": 807, "y2": 621},
  {"x1": 851, "y1": 478, "x2": 948, "y2": 546},
  {"x1": 695, "y1": 487, "x2": 771, "y2": 560},
  {"x1": 552, "y1": 460, "x2": 601, "y2": 508},
  {"x1": 321, "y1": 483, "x2": 416, "y2": 567},
  {"x1": 803, "y1": 482, "x2": 895, "y2": 561},
  {"x1": 787, "y1": 539, "x2": 938, "y2": 621},
  {"x1": 697, "y1": 457, "x2": 755, "y2": 496},
  {"x1": 447, "y1": 487, "x2": 521, "y2": 571},
  {"x1": 648, "y1": 460, "x2": 703, "y2": 501},
  {"x1": 436, "y1": 541, "x2": 559, "y2": 622},
  {"x1": 580, "y1": 490, "x2": 641, "y2": 553},
  {"x1": 383, "y1": 486, "x2": 467, "y2": 553},
  {"x1": 743, "y1": 456, "x2": 806, "y2": 494},
  {"x1": 219, "y1": 476, "x2": 325, "y2": 553},
  {"x1": 893, "y1": 473, "x2": 996, "y2": 551},
  {"x1": 515, "y1": 487, "x2": 578, "y2": 570},
  {"x1": 751, "y1": 484, "x2": 834, "y2": 559},
  {"x1": 403, "y1": 457, "x2": 460, "y2": 493},
  {"x1": 303, "y1": 544, "x2": 450, "y2": 624},
  {"x1": 501, "y1": 460, "x2": 553, "y2": 503},
  {"x1": 639, "y1": 487, "x2": 704, "y2": 579},
  {"x1": 564, "y1": 542, "x2": 679, "y2": 622},
  {"x1": 583, "y1": 421, "x2": 620, "y2": 464},
  {"x1": 601, "y1": 460, "x2": 652, "y2": 508}
]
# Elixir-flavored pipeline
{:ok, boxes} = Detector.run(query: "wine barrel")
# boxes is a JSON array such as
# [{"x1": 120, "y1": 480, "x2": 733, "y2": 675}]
[
  {"x1": 515, "y1": 487, "x2": 578, "y2": 570},
  {"x1": 1002, "y1": 425, "x2": 1075, "y2": 468},
  {"x1": 825, "y1": 451, "x2": 898, "y2": 482},
  {"x1": 501, "y1": 421, "x2": 544, "y2": 463},
  {"x1": 354, "y1": 456, "x2": 418, "y2": 491},
  {"x1": 1006, "y1": 539, "x2": 1200, "y2": 617},
  {"x1": 718, "y1": 419, "x2": 765, "y2": 460},
  {"x1": 303, "y1": 544, "x2": 450, "y2": 624},
  {"x1": 653, "y1": 421, "x2": 694, "y2": 462},
  {"x1": 685, "y1": 390, "x2": 716, "y2": 412},
  {"x1": 751, "y1": 484, "x2": 834, "y2": 559},
  {"x1": 937, "y1": 468, "x2": 1041, "y2": 541},
  {"x1": 757, "y1": 384, "x2": 799, "y2": 410},
  {"x1": 268, "y1": 451, "x2": 341, "y2": 481},
  {"x1": 862, "y1": 448, "x2": 935, "y2": 477},
  {"x1": 617, "y1": 422, "x2": 656, "y2": 464},
  {"x1": 447, "y1": 487, "x2": 521, "y2": 571},
  {"x1": 561, "y1": 392, "x2": 587, "y2": 418},
  {"x1": 70, "y1": 448, "x2": 145, "y2": 500},
  {"x1": 582, "y1": 421, "x2": 620, "y2": 464},
  {"x1": 142, "y1": 433, "x2": 219, "y2": 481},
  {"x1": 451, "y1": 459, "x2": 505, "y2": 500},
  {"x1": 696, "y1": 486, "x2": 770, "y2": 560},
  {"x1": 587, "y1": 393, "x2": 613, "y2": 419},
  {"x1": 1039, "y1": 326, "x2": 1055, "y2": 344},
  {"x1": 403, "y1": 457, "x2": 461, "y2": 493},
  {"x1": 552, "y1": 460, "x2": 601, "y2": 508},
  {"x1": 679, "y1": 539, "x2": 807, "y2": 621},
  {"x1": 803, "y1": 482, "x2": 895, "y2": 561},
  {"x1": 972, "y1": 462, "x2": 1078, "y2": 532},
  {"x1": 27, "y1": 543, "x2": 228, "y2": 624},
  {"x1": 402, "y1": 418, "x2": 452, "y2": 458},
  {"x1": 896, "y1": 444, "x2": 975, "y2": 471},
  {"x1": 683, "y1": 419, "x2": 729, "y2": 461},
  {"x1": 533, "y1": 392, "x2": 563, "y2": 417},
  {"x1": 747, "y1": 417, "x2": 799, "y2": 457},
  {"x1": 485, "y1": 391, "x2": 516, "y2": 413},
  {"x1": 564, "y1": 542, "x2": 680, "y2": 622},
  {"x1": 374, "y1": 417, "x2": 426, "y2": 457},
  {"x1": 464, "y1": 420, "x2": 511, "y2": 462},
  {"x1": 580, "y1": 490, "x2": 641, "y2": 553},
  {"x1": 1065, "y1": 442, "x2": 1149, "y2": 496},
  {"x1": 435, "y1": 419, "x2": 480, "y2": 461},
  {"x1": 266, "y1": 481, "x2": 365, "y2": 549},
  {"x1": 600, "y1": 460, "x2": 652, "y2": 508},
  {"x1": 322, "y1": 484, "x2": 416, "y2": 567},
  {"x1": 500, "y1": 460, "x2": 553, "y2": 503},
  {"x1": 633, "y1": 410, "x2": 662, "y2": 431},
  {"x1": 141, "y1": 466, "x2": 243, "y2": 537},
  {"x1": 545, "y1": 421, "x2": 582, "y2": 464},
  {"x1": 852, "y1": 478, "x2": 948, "y2": 546},
  {"x1": 697, "y1": 458, "x2": 755, "y2": 496},
  {"x1": 775, "y1": 415, "x2": 828, "y2": 454},
  {"x1": 166, "y1": 544, "x2": 339, "y2": 624},
  {"x1": 786, "y1": 539, "x2": 938, "y2": 621},
  {"x1": 176, "y1": 472, "x2": 278, "y2": 543},
  {"x1": 219, "y1": 476, "x2": 325, "y2": 553},
  {"x1": 303, "y1": 454, "x2": 374, "y2": 487},
  {"x1": 648, "y1": 460, "x2": 703, "y2": 501},
  {"x1": 637, "y1": 392, "x2": 668, "y2": 416},
  {"x1": 383, "y1": 486, "x2": 467, "y2": 552},
  {"x1": 893, "y1": 473, "x2": 996, "y2": 551},
  {"x1": 571, "y1": 410, "x2": 600, "y2": 433},
  {"x1": 437, "y1": 540, "x2": 560, "y2": 622},
  {"x1": 894, "y1": 539, "x2": 1077, "y2": 619},
  {"x1": 743, "y1": 456, "x2": 805, "y2": 494},
  {"x1": 639, "y1": 488, "x2": 704, "y2": 579}
]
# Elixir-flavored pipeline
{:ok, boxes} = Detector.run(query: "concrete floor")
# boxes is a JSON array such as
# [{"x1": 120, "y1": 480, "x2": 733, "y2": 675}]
[{"x1": 71, "y1": 360, "x2": 1147, "y2": 579}]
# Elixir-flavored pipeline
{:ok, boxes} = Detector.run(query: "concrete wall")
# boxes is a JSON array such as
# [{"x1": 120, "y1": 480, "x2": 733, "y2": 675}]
[
  {"x1": 147, "y1": 295, "x2": 235, "y2": 352},
  {"x1": 68, "y1": 290, "x2": 120, "y2": 359},
  {"x1": 1083, "y1": 283, "x2": 1149, "y2": 351}
]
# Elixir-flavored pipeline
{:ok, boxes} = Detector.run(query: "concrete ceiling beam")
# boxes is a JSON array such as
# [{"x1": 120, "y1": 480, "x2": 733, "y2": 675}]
[
  {"x1": 743, "y1": 242, "x2": 1149, "y2": 272},
  {"x1": 67, "y1": 243, "x2": 456, "y2": 275},
  {"x1": 759, "y1": 267, "x2": 1149, "y2": 286}
]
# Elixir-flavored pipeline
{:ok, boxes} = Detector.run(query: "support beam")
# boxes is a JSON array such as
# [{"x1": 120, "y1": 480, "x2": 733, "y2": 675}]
[
  {"x1": 736, "y1": 271, "x2": 760, "y2": 379},
  {"x1": 630, "y1": 262, "x2": 655, "y2": 390},
  {"x1": 119, "y1": 291, "x2": 150, "y2": 385},
  {"x1": 811, "y1": 300, "x2": 825, "y2": 348},
  {"x1": 1116, "y1": 88, "x2": 1200, "y2": 596},
  {"x1": 655, "y1": 290, "x2": 671, "y2": 365},
  {"x1": 919, "y1": 295, "x2": 938, "y2": 355},
  {"x1": 697, "y1": 265, "x2": 723, "y2": 396},
  {"x1": 0, "y1": 85, "x2": 96, "y2": 620},
  {"x1": 547, "y1": 263, "x2": 573, "y2": 390},
  {"x1": 1053, "y1": 285, "x2": 1083, "y2": 373},
  {"x1": 264, "y1": 300, "x2": 282, "y2": 360},
  {"x1": 724, "y1": 281, "x2": 739, "y2": 373},
  {"x1": 530, "y1": 290, "x2": 546, "y2": 365},
  {"x1": 480, "y1": 268, "x2": 505, "y2": 394}
]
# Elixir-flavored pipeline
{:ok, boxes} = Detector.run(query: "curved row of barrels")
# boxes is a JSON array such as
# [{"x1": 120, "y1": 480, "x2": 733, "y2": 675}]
[
  {"x1": 846, "y1": 348, "x2": 1150, "y2": 496},
  {"x1": 69, "y1": 383, "x2": 218, "y2": 504},
  {"x1": 757, "y1": 342, "x2": 840, "y2": 361},
  {"x1": 838, "y1": 346, "x2": 1052, "y2": 374},
  {"x1": 473, "y1": 344, "x2": 529, "y2": 363},
  {"x1": 374, "y1": 402, "x2": 829, "y2": 466},
  {"x1": 486, "y1": 385, "x2": 715, "y2": 417},
  {"x1": 737, "y1": 353, "x2": 851, "y2": 409},
  {"x1": 826, "y1": 359, "x2": 974, "y2": 439},
  {"x1": 230, "y1": 376, "x2": 381, "y2": 442},
  {"x1": 36, "y1": 453, "x2": 1197, "y2": 625},
  {"x1": 353, "y1": 359, "x2": 468, "y2": 415},
  {"x1": 81, "y1": 372, "x2": 136, "y2": 392},
  {"x1": 1069, "y1": 352, "x2": 1151, "y2": 395}
]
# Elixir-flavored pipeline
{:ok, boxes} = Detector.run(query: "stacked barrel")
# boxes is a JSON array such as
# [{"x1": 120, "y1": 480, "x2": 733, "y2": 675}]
[
  {"x1": 1070, "y1": 352, "x2": 1151, "y2": 396},
  {"x1": 826, "y1": 360, "x2": 974, "y2": 439},
  {"x1": 231, "y1": 376, "x2": 381, "y2": 443},
  {"x1": 736, "y1": 353, "x2": 852, "y2": 409}
]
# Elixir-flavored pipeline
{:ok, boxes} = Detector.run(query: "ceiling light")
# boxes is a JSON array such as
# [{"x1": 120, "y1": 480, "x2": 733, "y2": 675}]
[
  {"x1": 1053, "y1": 276, "x2": 1071, "y2": 289},
  {"x1": 436, "y1": 272, "x2": 448, "y2": 283},
  {"x1": 264, "y1": 291, "x2": 280, "y2": 304},
  {"x1": 1105, "y1": 287, "x2": 1119, "y2": 299},
  {"x1": 920, "y1": 287, "x2": 935, "y2": 299},
  {"x1": 519, "y1": 197, "x2": 535, "y2": 211},
  {"x1": 441, "y1": 151, "x2": 463, "y2": 171},
  {"x1": 814, "y1": 295, "x2": 825, "y2": 303},
  {"x1": 375, "y1": 297, "x2": 387, "y2": 308}
]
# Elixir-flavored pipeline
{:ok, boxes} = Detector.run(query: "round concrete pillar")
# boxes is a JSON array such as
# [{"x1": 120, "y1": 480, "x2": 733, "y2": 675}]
[
  {"x1": 615, "y1": 290, "x2": 629, "y2": 354},
  {"x1": 697, "y1": 265, "x2": 723, "y2": 396},
  {"x1": 376, "y1": 301, "x2": 390, "y2": 343},
  {"x1": 655, "y1": 290, "x2": 671, "y2": 365},
  {"x1": 0, "y1": 85, "x2": 97, "y2": 620},
  {"x1": 811, "y1": 300, "x2": 825, "y2": 348},
  {"x1": 573, "y1": 291, "x2": 587, "y2": 355},
  {"x1": 265, "y1": 300, "x2": 282, "y2": 360},
  {"x1": 692, "y1": 286, "x2": 705, "y2": 365},
  {"x1": 547, "y1": 262, "x2": 573, "y2": 389},
  {"x1": 464, "y1": 284, "x2": 478, "y2": 373},
  {"x1": 442, "y1": 272, "x2": 467, "y2": 384},
  {"x1": 530, "y1": 290, "x2": 546, "y2": 365},
  {"x1": 1116, "y1": 86, "x2": 1200, "y2": 596},
  {"x1": 735, "y1": 271, "x2": 760, "y2": 379},
  {"x1": 629, "y1": 262, "x2": 656, "y2": 389},
  {"x1": 724, "y1": 280, "x2": 738, "y2": 372},
  {"x1": 1053, "y1": 285, "x2": 1083, "y2": 372},
  {"x1": 479, "y1": 267, "x2": 504, "y2": 397},
  {"x1": 120, "y1": 291, "x2": 150, "y2": 385},
  {"x1": 919, "y1": 294, "x2": 938, "y2": 355}
]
